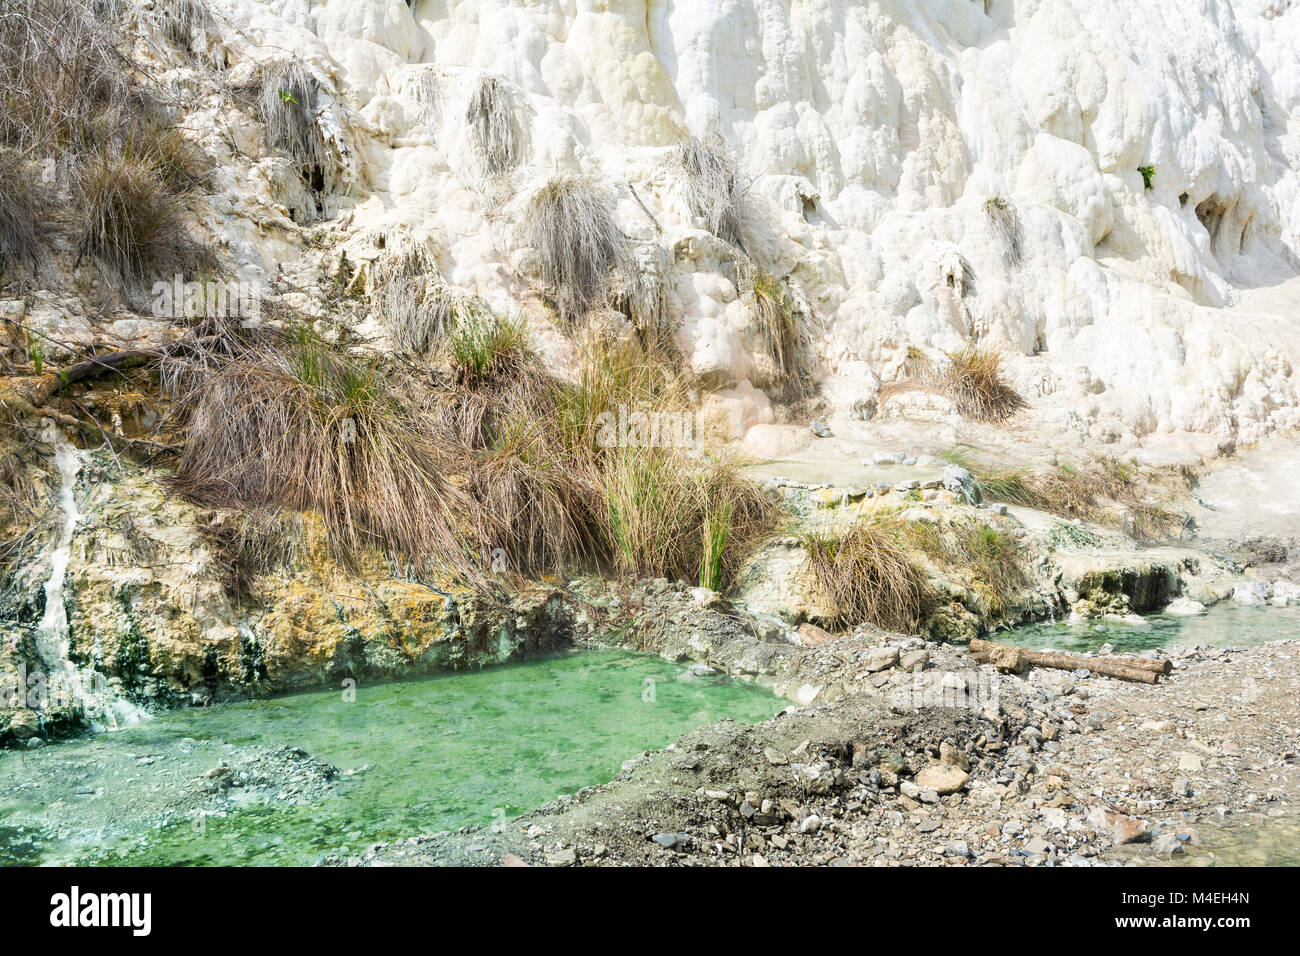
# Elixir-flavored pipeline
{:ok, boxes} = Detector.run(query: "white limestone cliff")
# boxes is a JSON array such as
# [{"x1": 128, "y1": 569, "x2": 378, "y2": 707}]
[{"x1": 184, "y1": 0, "x2": 1300, "y2": 458}]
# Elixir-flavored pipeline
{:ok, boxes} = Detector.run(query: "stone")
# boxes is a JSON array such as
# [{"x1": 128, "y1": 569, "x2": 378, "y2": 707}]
[
  {"x1": 1164, "y1": 596, "x2": 1208, "y2": 616},
  {"x1": 915, "y1": 764, "x2": 969, "y2": 795},
  {"x1": 940, "y1": 462, "x2": 974, "y2": 498},
  {"x1": 651, "y1": 833, "x2": 691, "y2": 850},
  {"x1": 1177, "y1": 752, "x2": 1203, "y2": 772},
  {"x1": 899, "y1": 780, "x2": 921, "y2": 799},
  {"x1": 939, "y1": 742, "x2": 970, "y2": 771},
  {"x1": 546, "y1": 847, "x2": 578, "y2": 866},
  {"x1": 900, "y1": 648, "x2": 930, "y2": 672},
  {"x1": 1232, "y1": 581, "x2": 1271, "y2": 606},
  {"x1": 1271, "y1": 582, "x2": 1300, "y2": 607},
  {"x1": 865, "y1": 647, "x2": 900, "y2": 672},
  {"x1": 1141, "y1": 719, "x2": 1177, "y2": 734},
  {"x1": 1151, "y1": 834, "x2": 1184, "y2": 858},
  {"x1": 1090, "y1": 808, "x2": 1151, "y2": 845},
  {"x1": 988, "y1": 644, "x2": 1029, "y2": 674},
  {"x1": 809, "y1": 420, "x2": 832, "y2": 438},
  {"x1": 797, "y1": 622, "x2": 838, "y2": 646},
  {"x1": 1023, "y1": 837, "x2": 1049, "y2": 855},
  {"x1": 799, "y1": 814, "x2": 822, "y2": 834},
  {"x1": 689, "y1": 587, "x2": 723, "y2": 608}
]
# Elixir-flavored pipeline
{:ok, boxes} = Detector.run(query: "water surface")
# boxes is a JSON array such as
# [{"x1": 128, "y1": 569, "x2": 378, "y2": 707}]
[
  {"x1": 1011, "y1": 605, "x2": 1300, "y2": 655},
  {"x1": 0, "y1": 650, "x2": 777, "y2": 866}
]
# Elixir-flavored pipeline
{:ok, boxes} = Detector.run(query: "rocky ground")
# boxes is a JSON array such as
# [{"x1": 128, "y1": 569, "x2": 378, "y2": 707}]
[{"x1": 339, "y1": 634, "x2": 1300, "y2": 867}]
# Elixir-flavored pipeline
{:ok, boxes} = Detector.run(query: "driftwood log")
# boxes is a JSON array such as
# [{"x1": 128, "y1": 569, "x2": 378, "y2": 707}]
[{"x1": 969, "y1": 637, "x2": 1170, "y2": 684}]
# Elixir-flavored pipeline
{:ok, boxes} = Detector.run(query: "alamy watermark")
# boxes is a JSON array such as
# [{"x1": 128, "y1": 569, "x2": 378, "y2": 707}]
[
  {"x1": 150, "y1": 273, "x2": 262, "y2": 326},
  {"x1": 594, "y1": 405, "x2": 706, "y2": 449}
]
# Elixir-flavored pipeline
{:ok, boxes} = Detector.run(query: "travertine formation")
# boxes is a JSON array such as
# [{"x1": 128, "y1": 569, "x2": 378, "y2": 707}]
[{"x1": 187, "y1": 0, "x2": 1300, "y2": 455}]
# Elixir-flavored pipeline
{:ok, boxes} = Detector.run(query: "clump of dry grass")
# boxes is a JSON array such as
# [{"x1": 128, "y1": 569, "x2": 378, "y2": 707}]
[
  {"x1": 448, "y1": 310, "x2": 532, "y2": 387},
  {"x1": 0, "y1": 150, "x2": 44, "y2": 277},
  {"x1": 0, "y1": 1, "x2": 217, "y2": 293},
  {"x1": 942, "y1": 449, "x2": 1191, "y2": 542},
  {"x1": 524, "y1": 175, "x2": 631, "y2": 322},
  {"x1": 674, "y1": 134, "x2": 745, "y2": 247},
  {"x1": 937, "y1": 347, "x2": 1026, "y2": 422},
  {"x1": 72, "y1": 148, "x2": 214, "y2": 289},
  {"x1": 154, "y1": 0, "x2": 218, "y2": 63},
  {"x1": 984, "y1": 195, "x2": 1022, "y2": 265},
  {"x1": 466, "y1": 74, "x2": 520, "y2": 177},
  {"x1": 900, "y1": 517, "x2": 1025, "y2": 618},
  {"x1": 163, "y1": 316, "x2": 776, "y2": 590},
  {"x1": 369, "y1": 245, "x2": 489, "y2": 359},
  {"x1": 799, "y1": 517, "x2": 928, "y2": 633},
  {"x1": 746, "y1": 270, "x2": 814, "y2": 401},
  {"x1": 405, "y1": 68, "x2": 440, "y2": 129},
  {"x1": 257, "y1": 57, "x2": 330, "y2": 208},
  {"x1": 167, "y1": 327, "x2": 471, "y2": 570},
  {"x1": 553, "y1": 331, "x2": 689, "y2": 459},
  {"x1": 467, "y1": 408, "x2": 604, "y2": 577},
  {"x1": 0, "y1": 0, "x2": 138, "y2": 153}
]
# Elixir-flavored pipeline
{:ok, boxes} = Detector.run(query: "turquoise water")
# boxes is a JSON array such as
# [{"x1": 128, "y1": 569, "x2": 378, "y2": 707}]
[
  {"x1": 1011, "y1": 605, "x2": 1300, "y2": 655},
  {"x1": 0, "y1": 651, "x2": 778, "y2": 866}
]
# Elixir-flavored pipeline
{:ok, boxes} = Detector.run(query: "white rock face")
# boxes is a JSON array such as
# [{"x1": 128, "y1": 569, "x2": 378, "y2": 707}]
[{"x1": 206, "y1": 0, "x2": 1300, "y2": 451}]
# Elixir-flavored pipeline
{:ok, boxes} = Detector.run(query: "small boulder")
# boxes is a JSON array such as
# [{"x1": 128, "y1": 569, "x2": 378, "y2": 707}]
[
  {"x1": 797, "y1": 622, "x2": 837, "y2": 646},
  {"x1": 1232, "y1": 581, "x2": 1271, "y2": 607},
  {"x1": 865, "y1": 647, "x2": 900, "y2": 673},
  {"x1": 915, "y1": 764, "x2": 969, "y2": 795}
]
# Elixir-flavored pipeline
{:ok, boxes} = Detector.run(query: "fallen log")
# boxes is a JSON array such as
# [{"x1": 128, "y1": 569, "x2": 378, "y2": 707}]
[{"x1": 969, "y1": 637, "x2": 1168, "y2": 684}]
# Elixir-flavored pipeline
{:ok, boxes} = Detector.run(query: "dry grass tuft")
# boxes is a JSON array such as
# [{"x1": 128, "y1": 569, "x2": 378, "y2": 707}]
[
  {"x1": 0, "y1": 0, "x2": 138, "y2": 153},
  {"x1": 799, "y1": 517, "x2": 928, "y2": 633},
  {"x1": 0, "y1": 150, "x2": 44, "y2": 277},
  {"x1": 984, "y1": 195, "x2": 1022, "y2": 265},
  {"x1": 674, "y1": 134, "x2": 745, "y2": 246},
  {"x1": 167, "y1": 327, "x2": 471, "y2": 570},
  {"x1": 524, "y1": 175, "x2": 630, "y2": 322},
  {"x1": 0, "y1": 1, "x2": 216, "y2": 292},
  {"x1": 941, "y1": 448, "x2": 1191, "y2": 542},
  {"x1": 163, "y1": 318, "x2": 775, "y2": 590},
  {"x1": 900, "y1": 517, "x2": 1025, "y2": 618},
  {"x1": 369, "y1": 246, "x2": 490, "y2": 359},
  {"x1": 448, "y1": 310, "x2": 532, "y2": 387},
  {"x1": 936, "y1": 347, "x2": 1027, "y2": 422},
  {"x1": 154, "y1": 0, "x2": 218, "y2": 62},
  {"x1": 602, "y1": 448, "x2": 774, "y2": 588},
  {"x1": 72, "y1": 148, "x2": 214, "y2": 288},
  {"x1": 466, "y1": 74, "x2": 520, "y2": 177},
  {"x1": 747, "y1": 271, "x2": 813, "y2": 400},
  {"x1": 203, "y1": 507, "x2": 304, "y2": 599},
  {"x1": 258, "y1": 58, "x2": 327, "y2": 190}
]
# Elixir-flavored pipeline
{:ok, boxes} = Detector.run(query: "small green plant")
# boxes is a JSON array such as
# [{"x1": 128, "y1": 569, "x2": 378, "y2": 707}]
[
  {"x1": 278, "y1": 90, "x2": 298, "y2": 105},
  {"x1": 448, "y1": 311, "x2": 532, "y2": 386},
  {"x1": 1139, "y1": 165, "x2": 1155, "y2": 190},
  {"x1": 698, "y1": 501, "x2": 733, "y2": 591},
  {"x1": 27, "y1": 333, "x2": 43, "y2": 375}
]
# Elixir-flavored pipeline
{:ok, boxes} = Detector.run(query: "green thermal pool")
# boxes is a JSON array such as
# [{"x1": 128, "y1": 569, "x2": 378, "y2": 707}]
[{"x1": 0, "y1": 650, "x2": 778, "y2": 866}]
